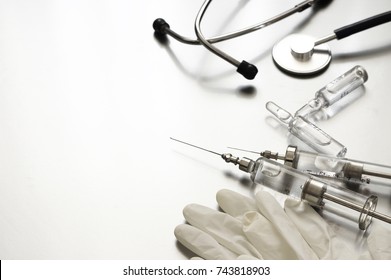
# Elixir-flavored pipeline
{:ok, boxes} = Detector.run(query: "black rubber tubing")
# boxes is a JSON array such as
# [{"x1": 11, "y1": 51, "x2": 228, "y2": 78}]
[{"x1": 334, "y1": 10, "x2": 391, "y2": 40}]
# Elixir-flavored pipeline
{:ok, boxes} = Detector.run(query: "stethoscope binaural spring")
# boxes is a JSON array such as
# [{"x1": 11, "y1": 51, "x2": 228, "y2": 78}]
[{"x1": 153, "y1": 0, "x2": 329, "y2": 80}]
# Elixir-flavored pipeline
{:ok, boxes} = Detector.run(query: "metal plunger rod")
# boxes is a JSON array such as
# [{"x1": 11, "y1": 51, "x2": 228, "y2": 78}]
[
  {"x1": 323, "y1": 192, "x2": 391, "y2": 224},
  {"x1": 363, "y1": 168, "x2": 391, "y2": 180}
]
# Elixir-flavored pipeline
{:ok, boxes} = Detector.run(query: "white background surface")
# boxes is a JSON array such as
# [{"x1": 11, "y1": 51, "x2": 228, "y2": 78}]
[{"x1": 1, "y1": 0, "x2": 391, "y2": 259}]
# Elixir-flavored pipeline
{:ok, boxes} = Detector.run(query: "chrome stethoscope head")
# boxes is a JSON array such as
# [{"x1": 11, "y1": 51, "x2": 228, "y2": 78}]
[
  {"x1": 272, "y1": 33, "x2": 332, "y2": 76},
  {"x1": 272, "y1": 10, "x2": 391, "y2": 76}
]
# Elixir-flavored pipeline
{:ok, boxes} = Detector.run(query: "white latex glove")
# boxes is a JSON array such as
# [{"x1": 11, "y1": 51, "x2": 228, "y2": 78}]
[{"x1": 174, "y1": 189, "x2": 391, "y2": 260}]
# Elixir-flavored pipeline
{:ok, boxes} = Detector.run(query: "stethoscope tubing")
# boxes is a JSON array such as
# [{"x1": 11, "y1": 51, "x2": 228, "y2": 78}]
[
  {"x1": 314, "y1": 10, "x2": 391, "y2": 46},
  {"x1": 334, "y1": 10, "x2": 391, "y2": 40},
  {"x1": 154, "y1": 0, "x2": 316, "y2": 46},
  {"x1": 195, "y1": 0, "x2": 241, "y2": 67},
  {"x1": 153, "y1": 0, "x2": 317, "y2": 79}
]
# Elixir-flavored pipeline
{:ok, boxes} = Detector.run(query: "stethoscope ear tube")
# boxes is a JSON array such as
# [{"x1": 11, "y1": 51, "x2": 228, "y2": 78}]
[
  {"x1": 194, "y1": 0, "x2": 259, "y2": 79},
  {"x1": 152, "y1": 0, "x2": 321, "y2": 79},
  {"x1": 334, "y1": 10, "x2": 391, "y2": 40}
]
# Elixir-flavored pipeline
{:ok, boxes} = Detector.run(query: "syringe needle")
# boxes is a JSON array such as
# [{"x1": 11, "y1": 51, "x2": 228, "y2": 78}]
[
  {"x1": 227, "y1": 146, "x2": 260, "y2": 154},
  {"x1": 170, "y1": 137, "x2": 256, "y2": 173},
  {"x1": 170, "y1": 137, "x2": 222, "y2": 156}
]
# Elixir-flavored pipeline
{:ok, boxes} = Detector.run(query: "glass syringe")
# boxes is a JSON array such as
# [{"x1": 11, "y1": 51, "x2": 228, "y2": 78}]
[
  {"x1": 171, "y1": 137, "x2": 391, "y2": 230},
  {"x1": 251, "y1": 145, "x2": 391, "y2": 187},
  {"x1": 295, "y1": 65, "x2": 368, "y2": 118}
]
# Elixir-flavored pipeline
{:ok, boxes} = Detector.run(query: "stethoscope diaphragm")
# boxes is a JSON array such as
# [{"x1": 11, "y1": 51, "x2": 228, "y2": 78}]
[{"x1": 272, "y1": 34, "x2": 332, "y2": 76}]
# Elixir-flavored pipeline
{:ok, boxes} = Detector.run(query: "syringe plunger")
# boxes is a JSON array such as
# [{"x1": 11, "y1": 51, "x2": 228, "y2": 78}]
[{"x1": 250, "y1": 157, "x2": 391, "y2": 230}]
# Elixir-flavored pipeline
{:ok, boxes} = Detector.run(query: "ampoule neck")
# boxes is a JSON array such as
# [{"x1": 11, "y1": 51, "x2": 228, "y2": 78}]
[{"x1": 294, "y1": 96, "x2": 326, "y2": 118}]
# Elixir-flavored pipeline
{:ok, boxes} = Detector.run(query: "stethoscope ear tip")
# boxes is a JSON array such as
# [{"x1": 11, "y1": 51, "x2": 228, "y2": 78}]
[
  {"x1": 153, "y1": 18, "x2": 170, "y2": 35},
  {"x1": 237, "y1": 61, "x2": 258, "y2": 80}
]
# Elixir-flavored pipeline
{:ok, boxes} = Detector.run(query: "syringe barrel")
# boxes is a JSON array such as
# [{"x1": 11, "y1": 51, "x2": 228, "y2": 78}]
[
  {"x1": 289, "y1": 116, "x2": 347, "y2": 157},
  {"x1": 250, "y1": 157, "x2": 378, "y2": 230},
  {"x1": 293, "y1": 149, "x2": 391, "y2": 187},
  {"x1": 315, "y1": 65, "x2": 368, "y2": 107}
]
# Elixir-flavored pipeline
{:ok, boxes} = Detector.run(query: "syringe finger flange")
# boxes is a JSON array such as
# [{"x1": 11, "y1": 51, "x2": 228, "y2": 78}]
[{"x1": 358, "y1": 195, "x2": 377, "y2": 230}]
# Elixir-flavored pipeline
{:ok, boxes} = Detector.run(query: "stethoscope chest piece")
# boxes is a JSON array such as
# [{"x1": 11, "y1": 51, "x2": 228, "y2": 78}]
[{"x1": 272, "y1": 34, "x2": 331, "y2": 76}]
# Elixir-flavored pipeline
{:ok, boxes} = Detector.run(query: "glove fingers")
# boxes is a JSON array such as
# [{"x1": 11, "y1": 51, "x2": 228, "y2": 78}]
[
  {"x1": 216, "y1": 189, "x2": 258, "y2": 219},
  {"x1": 183, "y1": 204, "x2": 263, "y2": 259},
  {"x1": 174, "y1": 224, "x2": 239, "y2": 260},
  {"x1": 367, "y1": 223, "x2": 391, "y2": 259},
  {"x1": 284, "y1": 198, "x2": 355, "y2": 259},
  {"x1": 218, "y1": 189, "x2": 318, "y2": 259},
  {"x1": 254, "y1": 191, "x2": 318, "y2": 259},
  {"x1": 241, "y1": 210, "x2": 313, "y2": 259}
]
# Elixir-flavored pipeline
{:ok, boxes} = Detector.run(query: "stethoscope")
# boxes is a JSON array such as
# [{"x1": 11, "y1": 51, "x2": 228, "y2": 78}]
[
  {"x1": 272, "y1": 10, "x2": 391, "y2": 75},
  {"x1": 153, "y1": 0, "x2": 327, "y2": 80}
]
